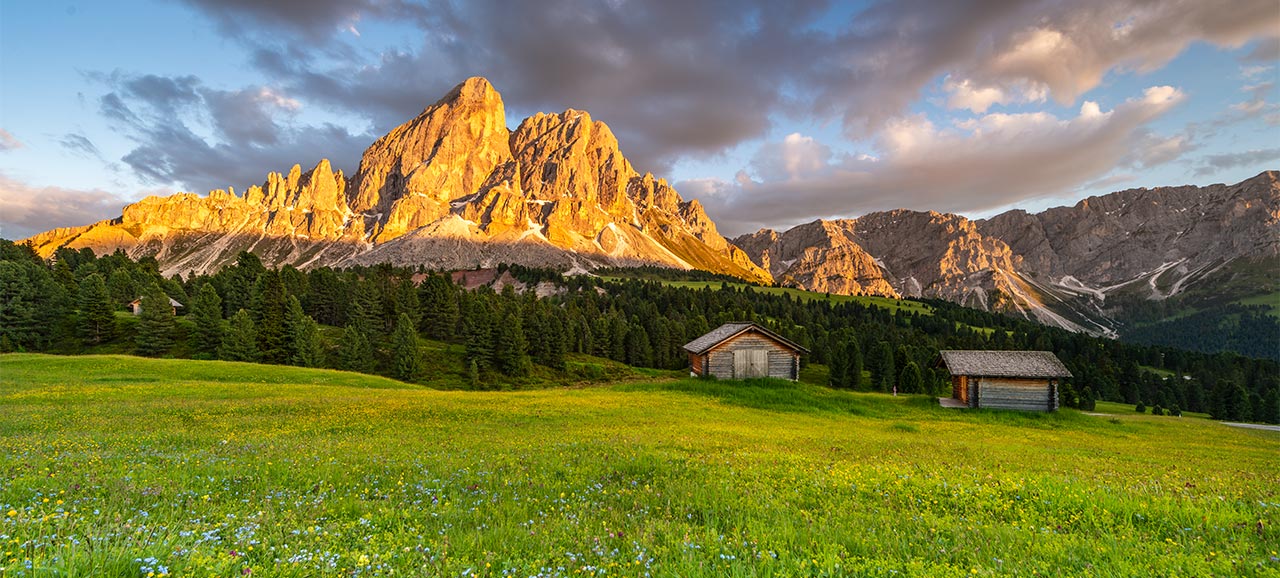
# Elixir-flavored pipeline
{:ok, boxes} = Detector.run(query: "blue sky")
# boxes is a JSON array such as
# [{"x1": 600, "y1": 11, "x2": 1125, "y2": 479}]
[{"x1": 0, "y1": 0, "x2": 1277, "y2": 238}]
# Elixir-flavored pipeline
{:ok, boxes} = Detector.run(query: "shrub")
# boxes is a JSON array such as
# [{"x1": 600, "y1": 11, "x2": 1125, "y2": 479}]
[{"x1": 1135, "y1": 401, "x2": 1146, "y2": 413}]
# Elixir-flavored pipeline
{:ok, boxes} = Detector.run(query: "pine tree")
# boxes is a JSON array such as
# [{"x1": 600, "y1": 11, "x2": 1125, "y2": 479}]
[
  {"x1": 495, "y1": 309, "x2": 530, "y2": 377},
  {"x1": 134, "y1": 283, "x2": 175, "y2": 357},
  {"x1": 285, "y1": 295, "x2": 324, "y2": 367},
  {"x1": 78, "y1": 273, "x2": 116, "y2": 344},
  {"x1": 899, "y1": 361, "x2": 923, "y2": 394},
  {"x1": 392, "y1": 313, "x2": 421, "y2": 381},
  {"x1": 624, "y1": 324, "x2": 652, "y2": 368},
  {"x1": 870, "y1": 341, "x2": 895, "y2": 391},
  {"x1": 462, "y1": 297, "x2": 495, "y2": 368},
  {"x1": 340, "y1": 323, "x2": 375, "y2": 373},
  {"x1": 190, "y1": 284, "x2": 224, "y2": 355},
  {"x1": 251, "y1": 270, "x2": 288, "y2": 364},
  {"x1": 393, "y1": 278, "x2": 421, "y2": 330},
  {"x1": 219, "y1": 309, "x2": 259, "y2": 362},
  {"x1": 418, "y1": 274, "x2": 460, "y2": 340},
  {"x1": 106, "y1": 268, "x2": 137, "y2": 306},
  {"x1": 349, "y1": 282, "x2": 382, "y2": 342}
]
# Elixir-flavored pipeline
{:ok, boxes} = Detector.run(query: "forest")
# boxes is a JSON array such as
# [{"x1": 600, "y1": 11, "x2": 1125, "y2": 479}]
[{"x1": 1, "y1": 240, "x2": 1277, "y2": 424}]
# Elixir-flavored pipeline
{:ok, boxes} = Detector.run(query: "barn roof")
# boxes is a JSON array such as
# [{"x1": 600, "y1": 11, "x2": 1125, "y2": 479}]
[
  {"x1": 682, "y1": 322, "x2": 809, "y2": 355},
  {"x1": 130, "y1": 296, "x2": 184, "y2": 308},
  {"x1": 938, "y1": 350, "x2": 1072, "y2": 378}
]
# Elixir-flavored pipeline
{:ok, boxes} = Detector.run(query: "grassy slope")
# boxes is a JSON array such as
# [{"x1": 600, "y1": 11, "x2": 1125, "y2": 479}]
[{"x1": 1, "y1": 354, "x2": 1277, "y2": 577}]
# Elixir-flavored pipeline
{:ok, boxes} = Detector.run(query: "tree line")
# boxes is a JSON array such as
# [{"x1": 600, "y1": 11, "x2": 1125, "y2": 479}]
[{"x1": 1, "y1": 240, "x2": 1276, "y2": 424}]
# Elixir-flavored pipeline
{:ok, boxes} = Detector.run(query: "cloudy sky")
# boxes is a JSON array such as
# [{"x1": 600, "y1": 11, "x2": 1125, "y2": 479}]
[{"x1": 1, "y1": 0, "x2": 1277, "y2": 238}]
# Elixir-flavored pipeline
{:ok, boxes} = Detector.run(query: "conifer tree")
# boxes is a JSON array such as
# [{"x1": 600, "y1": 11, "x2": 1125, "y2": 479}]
[
  {"x1": 468, "y1": 358, "x2": 481, "y2": 388},
  {"x1": 107, "y1": 268, "x2": 137, "y2": 306},
  {"x1": 392, "y1": 313, "x2": 421, "y2": 381},
  {"x1": 624, "y1": 324, "x2": 652, "y2": 368},
  {"x1": 495, "y1": 309, "x2": 530, "y2": 376},
  {"x1": 190, "y1": 284, "x2": 224, "y2": 355},
  {"x1": 78, "y1": 273, "x2": 116, "y2": 344},
  {"x1": 134, "y1": 283, "x2": 175, "y2": 357},
  {"x1": 845, "y1": 338, "x2": 864, "y2": 389},
  {"x1": 219, "y1": 309, "x2": 259, "y2": 362},
  {"x1": 393, "y1": 278, "x2": 421, "y2": 330},
  {"x1": 340, "y1": 322, "x2": 375, "y2": 373},
  {"x1": 251, "y1": 270, "x2": 288, "y2": 364},
  {"x1": 899, "y1": 361, "x2": 923, "y2": 393},
  {"x1": 285, "y1": 295, "x2": 324, "y2": 367},
  {"x1": 419, "y1": 274, "x2": 460, "y2": 339},
  {"x1": 462, "y1": 296, "x2": 495, "y2": 368}
]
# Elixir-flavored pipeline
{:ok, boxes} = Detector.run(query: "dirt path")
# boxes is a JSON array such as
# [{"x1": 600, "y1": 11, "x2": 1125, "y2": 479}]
[{"x1": 1222, "y1": 422, "x2": 1280, "y2": 432}]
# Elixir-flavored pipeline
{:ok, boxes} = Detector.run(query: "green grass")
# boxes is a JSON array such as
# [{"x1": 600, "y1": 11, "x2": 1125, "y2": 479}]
[
  {"x1": 1238, "y1": 291, "x2": 1280, "y2": 318},
  {"x1": 2, "y1": 354, "x2": 1277, "y2": 577}
]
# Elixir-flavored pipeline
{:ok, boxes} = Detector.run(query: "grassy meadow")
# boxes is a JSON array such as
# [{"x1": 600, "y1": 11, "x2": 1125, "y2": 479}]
[{"x1": 1, "y1": 354, "x2": 1278, "y2": 577}]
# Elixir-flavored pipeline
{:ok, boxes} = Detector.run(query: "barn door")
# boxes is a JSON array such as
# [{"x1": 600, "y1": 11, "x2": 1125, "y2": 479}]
[{"x1": 734, "y1": 349, "x2": 769, "y2": 378}]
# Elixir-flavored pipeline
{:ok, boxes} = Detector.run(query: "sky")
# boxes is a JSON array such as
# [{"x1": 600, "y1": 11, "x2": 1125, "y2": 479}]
[{"x1": 0, "y1": 0, "x2": 1277, "y2": 239}]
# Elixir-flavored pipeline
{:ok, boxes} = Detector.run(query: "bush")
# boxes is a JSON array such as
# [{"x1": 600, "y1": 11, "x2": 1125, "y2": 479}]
[
  {"x1": 1151, "y1": 404, "x2": 1164, "y2": 416},
  {"x1": 1135, "y1": 401, "x2": 1146, "y2": 413}
]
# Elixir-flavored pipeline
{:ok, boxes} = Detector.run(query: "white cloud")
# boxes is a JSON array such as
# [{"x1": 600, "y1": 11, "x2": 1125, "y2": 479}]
[{"x1": 689, "y1": 86, "x2": 1188, "y2": 236}]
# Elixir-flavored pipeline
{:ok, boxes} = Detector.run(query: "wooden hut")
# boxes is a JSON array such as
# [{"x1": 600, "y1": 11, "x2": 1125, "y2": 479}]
[
  {"x1": 683, "y1": 322, "x2": 808, "y2": 381},
  {"x1": 938, "y1": 350, "x2": 1072, "y2": 411},
  {"x1": 129, "y1": 296, "x2": 184, "y2": 316}
]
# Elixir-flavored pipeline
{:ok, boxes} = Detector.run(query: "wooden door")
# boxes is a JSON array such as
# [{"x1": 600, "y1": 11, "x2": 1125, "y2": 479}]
[{"x1": 734, "y1": 349, "x2": 768, "y2": 378}]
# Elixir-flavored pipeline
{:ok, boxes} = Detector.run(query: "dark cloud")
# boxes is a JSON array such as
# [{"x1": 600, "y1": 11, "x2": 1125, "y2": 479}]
[
  {"x1": 0, "y1": 172, "x2": 130, "y2": 239},
  {"x1": 58, "y1": 133, "x2": 103, "y2": 160},
  {"x1": 177, "y1": 0, "x2": 432, "y2": 40},
  {"x1": 96, "y1": 72, "x2": 374, "y2": 194},
  {"x1": 1193, "y1": 147, "x2": 1280, "y2": 176},
  {"x1": 176, "y1": 0, "x2": 1278, "y2": 178},
  {"x1": 0, "y1": 129, "x2": 22, "y2": 152}
]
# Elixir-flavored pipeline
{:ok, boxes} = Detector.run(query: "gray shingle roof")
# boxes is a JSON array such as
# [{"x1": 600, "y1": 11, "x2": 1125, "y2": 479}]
[
  {"x1": 682, "y1": 322, "x2": 809, "y2": 354},
  {"x1": 939, "y1": 350, "x2": 1072, "y2": 378}
]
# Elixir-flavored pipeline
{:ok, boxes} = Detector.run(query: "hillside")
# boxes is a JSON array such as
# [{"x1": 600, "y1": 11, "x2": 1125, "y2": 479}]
[
  {"x1": 733, "y1": 172, "x2": 1280, "y2": 353},
  {"x1": 1, "y1": 353, "x2": 1276, "y2": 576}
]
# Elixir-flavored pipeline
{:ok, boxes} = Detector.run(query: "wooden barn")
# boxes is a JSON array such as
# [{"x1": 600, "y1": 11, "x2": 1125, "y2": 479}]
[
  {"x1": 683, "y1": 322, "x2": 808, "y2": 381},
  {"x1": 938, "y1": 350, "x2": 1072, "y2": 411}
]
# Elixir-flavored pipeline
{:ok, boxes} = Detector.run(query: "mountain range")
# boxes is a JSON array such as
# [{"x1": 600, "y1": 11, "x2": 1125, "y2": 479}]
[{"x1": 20, "y1": 77, "x2": 1279, "y2": 350}]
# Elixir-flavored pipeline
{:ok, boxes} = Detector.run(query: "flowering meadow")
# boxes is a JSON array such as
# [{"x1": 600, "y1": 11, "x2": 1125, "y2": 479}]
[{"x1": 1, "y1": 354, "x2": 1277, "y2": 577}]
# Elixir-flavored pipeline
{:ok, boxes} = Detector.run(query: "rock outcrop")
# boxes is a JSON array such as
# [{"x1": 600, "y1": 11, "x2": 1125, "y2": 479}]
[{"x1": 25, "y1": 77, "x2": 770, "y2": 284}]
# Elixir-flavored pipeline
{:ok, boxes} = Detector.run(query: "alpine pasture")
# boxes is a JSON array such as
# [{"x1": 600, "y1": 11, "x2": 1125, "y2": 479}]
[{"x1": 1, "y1": 354, "x2": 1277, "y2": 577}]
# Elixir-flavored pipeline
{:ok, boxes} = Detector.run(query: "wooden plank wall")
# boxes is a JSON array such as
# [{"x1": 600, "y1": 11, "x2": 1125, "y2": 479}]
[
  {"x1": 705, "y1": 332, "x2": 799, "y2": 380},
  {"x1": 977, "y1": 377, "x2": 1052, "y2": 411}
]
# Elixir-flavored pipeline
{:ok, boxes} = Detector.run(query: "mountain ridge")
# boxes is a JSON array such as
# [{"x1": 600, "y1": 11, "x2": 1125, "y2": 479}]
[{"x1": 23, "y1": 77, "x2": 770, "y2": 284}]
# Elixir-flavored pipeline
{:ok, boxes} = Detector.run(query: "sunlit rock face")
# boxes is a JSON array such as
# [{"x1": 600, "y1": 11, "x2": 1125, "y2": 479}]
[{"x1": 24, "y1": 77, "x2": 771, "y2": 284}]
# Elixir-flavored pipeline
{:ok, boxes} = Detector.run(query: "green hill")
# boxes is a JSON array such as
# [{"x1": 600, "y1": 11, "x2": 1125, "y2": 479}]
[{"x1": 2, "y1": 354, "x2": 1276, "y2": 576}]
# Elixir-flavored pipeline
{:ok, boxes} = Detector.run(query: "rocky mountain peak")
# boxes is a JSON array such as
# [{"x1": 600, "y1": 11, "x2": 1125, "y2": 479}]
[{"x1": 25, "y1": 77, "x2": 770, "y2": 284}]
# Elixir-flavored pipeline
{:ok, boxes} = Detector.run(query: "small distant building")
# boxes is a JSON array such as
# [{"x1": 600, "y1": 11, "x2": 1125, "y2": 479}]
[
  {"x1": 129, "y1": 296, "x2": 184, "y2": 316},
  {"x1": 938, "y1": 350, "x2": 1072, "y2": 411},
  {"x1": 682, "y1": 322, "x2": 809, "y2": 381}
]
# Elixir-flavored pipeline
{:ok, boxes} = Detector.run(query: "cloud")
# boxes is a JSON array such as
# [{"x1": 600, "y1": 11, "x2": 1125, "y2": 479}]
[
  {"x1": 687, "y1": 86, "x2": 1187, "y2": 236},
  {"x1": 1193, "y1": 148, "x2": 1280, "y2": 176},
  {"x1": 0, "y1": 173, "x2": 131, "y2": 240},
  {"x1": 175, "y1": 0, "x2": 1278, "y2": 174},
  {"x1": 58, "y1": 133, "x2": 103, "y2": 160},
  {"x1": 0, "y1": 129, "x2": 22, "y2": 152},
  {"x1": 94, "y1": 72, "x2": 374, "y2": 194}
]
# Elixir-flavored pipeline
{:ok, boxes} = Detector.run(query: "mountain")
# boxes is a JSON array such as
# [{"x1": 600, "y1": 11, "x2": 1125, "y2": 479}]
[
  {"x1": 23, "y1": 78, "x2": 769, "y2": 284},
  {"x1": 734, "y1": 171, "x2": 1280, "y2": 347}
]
